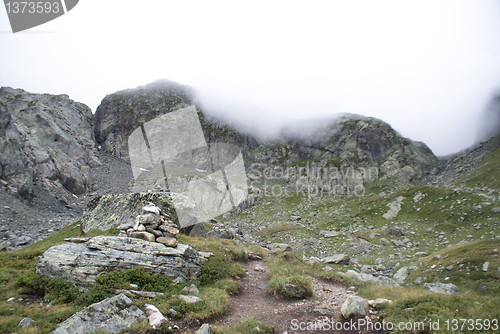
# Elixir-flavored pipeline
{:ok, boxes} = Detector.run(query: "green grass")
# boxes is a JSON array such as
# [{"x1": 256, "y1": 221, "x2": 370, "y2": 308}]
[
  {"x1": 408, "y1": 240, "x2": 500, "y2": 296},
  {"x1": 358, "y1": 285, "x2": 500, "y2": 334},
  {"x1": 266, "y1": 252, "x2": 313, "y2": 299},
  {"x1": 0, "y1": 224, "x2": 250, "y2": 333},
  {"x1": 357, "y1": 239, "x2": 500, "y2": 333}
]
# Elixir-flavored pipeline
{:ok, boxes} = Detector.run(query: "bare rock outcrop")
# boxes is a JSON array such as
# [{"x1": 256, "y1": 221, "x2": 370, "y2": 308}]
[
  {"x1": 0, "y1": 87, "x2": 99, "y2": 202},
  {"x1": 36, "y1": 236, "x2": 208, "y2": 286}
]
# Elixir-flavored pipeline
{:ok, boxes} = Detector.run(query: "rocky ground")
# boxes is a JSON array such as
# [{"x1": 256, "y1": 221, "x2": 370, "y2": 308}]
[{"x1": 0, "y1": 151, "x2": 132, "y2": 250}]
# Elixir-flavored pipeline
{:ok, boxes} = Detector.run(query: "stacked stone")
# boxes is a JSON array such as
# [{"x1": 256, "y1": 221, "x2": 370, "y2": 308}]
[{"x1": 118, "y1": 204, "x2": 179, "y2": 247}]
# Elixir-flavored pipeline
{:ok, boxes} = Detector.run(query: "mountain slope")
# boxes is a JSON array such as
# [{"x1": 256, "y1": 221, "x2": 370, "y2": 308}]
[{"x1": 93, "y1": 81, "x2": 438, "y2": 187}]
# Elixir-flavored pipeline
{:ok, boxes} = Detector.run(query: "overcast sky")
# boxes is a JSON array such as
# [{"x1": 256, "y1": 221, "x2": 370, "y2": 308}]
[{"x1": 1, "y1": 0, "x2": 500, "y2": 156}]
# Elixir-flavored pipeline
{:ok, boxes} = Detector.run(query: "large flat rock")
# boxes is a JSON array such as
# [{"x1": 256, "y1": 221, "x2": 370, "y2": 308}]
[
  {"x1": 51, "y1": 294, "x2": 145, "y2": 334},
  {"x1": 36, "y1": 236, "x2": 207, "y2": 286}
]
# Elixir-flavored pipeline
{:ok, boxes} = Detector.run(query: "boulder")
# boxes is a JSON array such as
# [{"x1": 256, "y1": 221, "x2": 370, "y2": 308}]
[
  {"x1": 81, "y1": 193, "x2": 177, "y2": 233},
  {"x1": 182, "y1": 284, "x2": 200, "y2": 295},
  {"x1": 51, "y1": 294, "x2": 146, "y2": 334},
  {"x1": 368, "y1": 298, "x2": 392, "y2": 307},
  {"x1": 321, "y1": 230, "x2": 339, "y2": 238},
  {"x1": 341, "y1": 296, "x2": 369, "y2": 319},
  {"x1": 269, "y1": 243, "x2": 292, "y2": 252},
  {"x1": 206, "y1": 228, "x2": 235, "y2": 239},
  {"x1": 36, "y1": 236, "x2": 207, "y2": 286},
  {"x1": 177, "y1": 295, "x2": 202, "y2": 304},
  {"x1": 322, "y1": 254, "x2": 350, "y2": 265},
  {"x1": 145, "y1": 304, "x2": 168, "y2": 329},
  {"x1": 195, "y1": 324, "x2": 212, "y2": 334},
  {"x1": 423, "y1": 283, "x2": 459, "y2": 295},
  {"x1": 18, "y1": 317, "x2": 35, "y2": 328},
  {"x1": 156, "y1": 237, "x2": 178, "y2": 247},
  {"x1": 386, "y1": 227, "x2": 404, "y2": 237},
  {"x1": 128, "y1": 231, "x2": 156, "y2": 242},
  {"x1": 344, "y1": 270, "x2": 399, "y2": 286},
  {"x1": 393, "y1": 266, "x2": 417, "y2": 284},
  {"x1": 188, "y1": 223, "x2": 211, "y2": 237}
]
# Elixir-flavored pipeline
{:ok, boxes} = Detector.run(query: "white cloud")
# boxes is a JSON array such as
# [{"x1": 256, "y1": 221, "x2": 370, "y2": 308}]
[{"x1": 1, "y1": 0, "x2": 500, "y2": 155}]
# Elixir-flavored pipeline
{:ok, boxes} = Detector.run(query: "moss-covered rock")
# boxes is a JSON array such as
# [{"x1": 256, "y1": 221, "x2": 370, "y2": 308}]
[{"x1": 81, "y1": 192, "x2": 177, "y2": 233}]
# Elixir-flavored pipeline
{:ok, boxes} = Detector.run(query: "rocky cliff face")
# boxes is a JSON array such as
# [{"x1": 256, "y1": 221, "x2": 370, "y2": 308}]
[
  {"x1": 247, "y1": 116, "x2": 438, "y2": 183},
  {"x1": 94, "y1": 80, "x2": 194, "y2": 160},
  {"x1": 0, "y1": 87, "x2": 100, "y2": 202},
  {"x1": 93, "y1": 82, "x2": 438, "y2": 186}
]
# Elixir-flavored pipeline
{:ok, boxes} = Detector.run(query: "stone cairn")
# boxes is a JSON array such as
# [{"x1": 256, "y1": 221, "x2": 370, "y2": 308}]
[{"x1": 118, "y1": 203, "x2": 179, "y2": 247}]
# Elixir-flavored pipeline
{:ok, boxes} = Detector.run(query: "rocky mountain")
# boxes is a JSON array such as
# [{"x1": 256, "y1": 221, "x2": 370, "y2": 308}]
[
  {"x1": 0, "y1": 82, "x2": 442, "y2": 249},
  {"x1": 0, "y1": 87, "x2": 100, "y2": 203},
  {"x1": 94, "y1": 80, "x2": 194, "y2": 159},
  {"x1": 93, "y1": 81, "x2": 438, "y2": 186}
]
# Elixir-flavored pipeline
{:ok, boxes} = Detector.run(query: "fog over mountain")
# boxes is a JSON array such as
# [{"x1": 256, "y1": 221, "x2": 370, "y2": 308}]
[{"x1": 1, "y1": 0, "x2": 500, "y2": 155}]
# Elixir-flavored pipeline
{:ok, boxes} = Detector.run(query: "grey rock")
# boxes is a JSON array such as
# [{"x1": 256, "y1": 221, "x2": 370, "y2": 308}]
[
  {"x1": 182, "y1": 284, "x2": 200, "y2": 295},
  {"x1": 393, "y1": 267, "x2": 410, "y2": 283},
  {"x1": 320, "y1": 230, "x2": 339, "y2": 238},
  {"x1": 36, "y1": 236, "x2": 206, "y2": 286},
  {"x1": 379, "y1": 237, "x2": 390, "y2": 245},
  {"x1": 145, "y1": 304, "x2": 168, "y2": 329},
  {"x1": 115, "y1": 289, "x2": 164, "y2": 299},
  {"x1": 269, "y1": 243, "x2": 292, "y2": 252},
  {"x1": 206, "y1": 228, "x2": 235, "y2": 240},
  {"x1": 156, "y1": 237, "x2": 178, "y2": 247},
  {"x1": 16, "y1": 236, "x2": 32, "y2": 246},
  {"x1": 81, "y1": 193, "x2": 177, "y2": 233},
  {"x1": 117, "y1": 222, "x2": 135, "y2": 231},
  {"x1": 128, "y1": 231, "x2": 156, "y2": 242},
  {"x1": 195, "y1": 324, "x2": 212, "y2": 334},
  {"x1": 391, "y1": 239, "x2": 406, "y2": 248},
  {"x1": 341, "y1": 296, "x2": 369, "y2": 319},
  {"x1": 423, "y1": 283, "x2": 459, "y2": 295},
  {"x1": 18, "y1": 317, "x2": 35, "y2": 328},
  {"x1": 446, "y1": 265, "x2": 454, "y2": 271},
  {"x1": 322, "y1": 254, "x2": 350, "y2": 265},
  {"x1": 51, "y1": 294, "x2": 146, "y2": 334},
  {"x1": 177, "y1": 295, "x2": 202, "y2": 304},
  {"x1": 188, "y1": 223, "x2": 211, "y2": 237},
  {"x1": 386, "y1": 227, "x2": 404, "y2": 237},
  {"x1": 383, "y1": 197, "x2": 404, "y2": 220},
  {"x1": 491, "y1": 207, "x2": 500, "y2": 214},
  {"x1": 344, "y1": 270, "x2": 399, "y2": 286},
  {"x1": 138, "y1": 213, "x2": 161, "y2": 229},
  {"x1": 146, "y1": 227, "x2": 163, "y2": 238},
  {"x1": 142, "y1": 205, "x2": 161, "y2": 216},
  {"x1": 414, "y1": 277, "x2": 423, "y2": 285},
  {"x1": 415, "y1": 252, "x2": 429, "y2": 257},
  {"x1": 482, "y1": 261, "x2": 489, "y2": 272},
  {"x1": 64, "y1": 238, "x2": 90, "y2": 243},
  {"x1": 0, "y1": 87, "x2": 99, "y2": 202}
]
